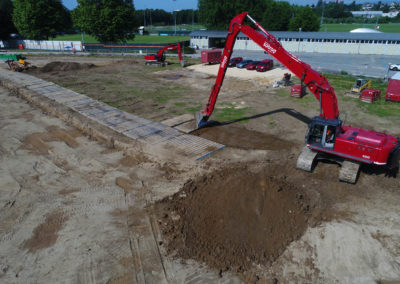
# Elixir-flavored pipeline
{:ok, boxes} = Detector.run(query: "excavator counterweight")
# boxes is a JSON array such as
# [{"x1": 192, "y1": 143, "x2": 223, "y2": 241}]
[{"x1": 195, "y1": 12, "x2": 399, "y2": 183}]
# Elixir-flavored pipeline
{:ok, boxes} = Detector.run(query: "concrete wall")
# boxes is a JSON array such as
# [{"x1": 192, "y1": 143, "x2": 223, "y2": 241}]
[
  {"x1": 190, "y1": 36, "x2": 209, "y2": 49},
  {"x1": 23, "y1": 40, "x2": 83, "y2": 51},
  {"x1": 190, "y1": 36, "x2": 400, "y2": 56},
  {"x1": 1, "y1": 40, "x2": 83, "y2": 51}
]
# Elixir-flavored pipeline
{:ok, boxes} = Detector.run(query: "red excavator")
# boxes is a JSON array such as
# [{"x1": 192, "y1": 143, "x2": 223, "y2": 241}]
[
  {"x1": 144, "y1": 43, "x2": 184, "y2": 67},
  {"x1": 195, "y1": 12, "x2": 399, "y2": 183}
]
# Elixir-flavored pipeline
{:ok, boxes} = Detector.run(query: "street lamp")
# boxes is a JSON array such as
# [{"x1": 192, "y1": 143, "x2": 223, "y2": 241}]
[
  {"x1": 320, "y1": 0, "x2": 325, "y2": 26},
  {"x1": 174, "y1": 10, "x2": 180, "y2": 36}
]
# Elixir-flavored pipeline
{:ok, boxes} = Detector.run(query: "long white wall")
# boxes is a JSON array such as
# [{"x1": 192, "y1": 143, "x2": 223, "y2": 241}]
[
  {"x1": 0, "y1": 40, "x2": 83, "y2": 51},
  {"x1": 22, "y1": 40, "x2": 83, "y2": 51},
  {"x1": 190, "y1": 36, "x2": 400, "y2": 56}
]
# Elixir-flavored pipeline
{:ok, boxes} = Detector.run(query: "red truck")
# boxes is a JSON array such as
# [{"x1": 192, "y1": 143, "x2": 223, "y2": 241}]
[{"x1": 201, "y1": 49, "x2": 222, "y2": 64}]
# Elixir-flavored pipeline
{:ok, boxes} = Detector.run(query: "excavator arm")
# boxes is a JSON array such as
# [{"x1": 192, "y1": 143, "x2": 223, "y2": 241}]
[
  {"x1": 145, "y1": 43, "x2": 184, "y2": 67},
  {"x1": 156, "y1": 43, "x2": 184, "y2": 65},
  {"x1": 195, "y1": 12, "x2": 339, "y2": 127}
]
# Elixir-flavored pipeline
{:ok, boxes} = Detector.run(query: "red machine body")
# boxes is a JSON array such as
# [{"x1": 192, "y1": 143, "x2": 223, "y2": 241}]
[
  {"x1": 195, "y1": 12, "x2": 399, "y2": 171},
  {"x1": 360, "y1": 89, "x2": 381, "y2": 103},
  {"x1": 144, "y1": 43, "x2": 183, "y2": 66},
  {"x1": 201, "y1": 49, "x2": 222, "y2": 64}
]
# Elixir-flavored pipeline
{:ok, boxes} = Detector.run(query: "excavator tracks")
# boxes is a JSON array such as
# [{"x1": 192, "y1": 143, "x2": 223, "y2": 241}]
[
  {"x1": 339, "y1": 160, "x2": 361, "y2": 184},
  {"x1": 296, "y1": 146, "x2": 318, "y2": 172}
]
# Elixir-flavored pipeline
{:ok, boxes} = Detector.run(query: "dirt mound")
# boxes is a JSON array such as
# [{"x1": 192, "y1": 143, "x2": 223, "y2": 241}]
[
  {"x1": 40, "y1": 61, "x2": 95, "y2": 73},
  {"x1": 156, "y1": 166, "x2": 326, "y2": 273},
  {"x1": 192, "y1": 124, "x2": 295, "y2": 150}
]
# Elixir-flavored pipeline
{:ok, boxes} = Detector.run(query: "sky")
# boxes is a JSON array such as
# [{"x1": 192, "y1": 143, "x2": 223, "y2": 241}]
[{"x1": 61, "y1": 0, "x2": 393, "y2": 11}]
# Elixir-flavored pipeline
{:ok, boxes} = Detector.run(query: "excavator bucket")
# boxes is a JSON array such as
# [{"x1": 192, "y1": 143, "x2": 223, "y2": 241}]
[{"x1": 195, "y1": 111, "x2": 209, "y2": 128}]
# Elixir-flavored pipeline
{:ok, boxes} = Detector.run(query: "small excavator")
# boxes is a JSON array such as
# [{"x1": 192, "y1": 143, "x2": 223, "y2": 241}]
[
  {"x1": 5, "y1": 59, "x2": 31, "y2": 72},
  {"x1": 345, "y1": 78, "x2": 372, "y2": 98},
  {"x1": 144, "y1": 43, "x2": 184, "y2": 67},
  {"x1": 195, "y1": 12, "x2": 399, "y2": 183}
]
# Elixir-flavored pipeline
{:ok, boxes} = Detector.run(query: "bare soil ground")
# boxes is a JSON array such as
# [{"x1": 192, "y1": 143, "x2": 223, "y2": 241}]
[{"x1": 1, "y1": 55, "x2": 400, "y2": 283}]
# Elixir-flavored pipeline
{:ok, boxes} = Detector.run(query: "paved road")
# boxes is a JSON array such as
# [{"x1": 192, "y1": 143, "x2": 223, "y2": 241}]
[{"x1": 230, "y1": 50, "x2": 400, "y2": 78}]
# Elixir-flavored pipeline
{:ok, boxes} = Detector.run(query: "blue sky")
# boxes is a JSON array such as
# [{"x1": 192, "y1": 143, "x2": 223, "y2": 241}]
[{"x1": 62, "y1": 0, "x2": 392, "y2": 11}]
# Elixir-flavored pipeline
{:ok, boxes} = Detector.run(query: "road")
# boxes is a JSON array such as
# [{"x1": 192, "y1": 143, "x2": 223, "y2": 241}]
[{"x1": 230, "y1": 50, "x2": 400, "y2": 78}]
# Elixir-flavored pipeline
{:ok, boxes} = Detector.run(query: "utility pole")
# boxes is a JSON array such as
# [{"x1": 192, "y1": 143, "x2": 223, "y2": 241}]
[
  {"x1": 174, "y1": 10, "x2": 180, "y2": 35},
  {"x1": 150, "y1": 10, "x2": 152, "y2": 27},
  {"x1": 320, "y1": 0, "x2": 325, "y2": 26}
]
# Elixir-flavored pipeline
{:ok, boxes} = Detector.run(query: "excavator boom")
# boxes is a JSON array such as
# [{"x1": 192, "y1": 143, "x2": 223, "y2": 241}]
[
  {"x1": 196, "y1": 12, "x2": 338, "y2": 127},
  {"x1": 144, "y1": 43, "x2": 184, "y2": 67},
  {"x1": 195, "y1": 12, "x2": 399, "y2": 183}
]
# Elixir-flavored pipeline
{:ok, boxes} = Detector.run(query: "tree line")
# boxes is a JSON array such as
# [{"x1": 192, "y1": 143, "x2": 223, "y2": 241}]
[
  {"x1": 0, "y1": 0, "x2": 138, "y2": 42},
  {"x1": 198, "y1": 0, "x2": 319, "y2": 32},
  {"x1": 135, "y1": 9, "x2": 199, "y2": 27},
  {"x1": 2, "y1": 0, "x2": 400, "y2": 43}
]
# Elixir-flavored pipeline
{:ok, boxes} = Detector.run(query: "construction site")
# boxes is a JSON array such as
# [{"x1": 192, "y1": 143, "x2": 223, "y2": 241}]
[{"x1": 1, "y1": 14, "x2": 400, "y2": 282}]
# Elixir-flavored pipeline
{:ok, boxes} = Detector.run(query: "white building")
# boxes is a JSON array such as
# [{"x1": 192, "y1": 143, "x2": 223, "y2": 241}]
[
  {"x1": 190, "y1": 30, "x2": 400, "y2": 56},
  {"x1": 351, "y1": 11, "x2": 383, "y2": 18}
]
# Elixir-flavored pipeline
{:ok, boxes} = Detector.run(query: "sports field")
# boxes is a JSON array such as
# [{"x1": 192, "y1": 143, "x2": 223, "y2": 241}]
[{"x1": 320, "y1": 23, "x2": 400, "y2": 33}]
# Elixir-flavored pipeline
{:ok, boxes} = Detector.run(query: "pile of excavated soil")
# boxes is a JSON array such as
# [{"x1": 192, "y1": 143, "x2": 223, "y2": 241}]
[
  {"x1": 39, "y1": 61, "x2": 96, "y2": 73},
  {"x1": 156, "y1": 166, "x2": 327, "y2": 273},
  {"x1": 192, "y1": 124, "x2": 296, "y2": 150}
]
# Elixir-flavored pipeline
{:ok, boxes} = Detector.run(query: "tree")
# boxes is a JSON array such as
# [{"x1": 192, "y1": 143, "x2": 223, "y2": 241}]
[
  {"x1": 262, "y1": 1, "x2": 292, "y2": 31},
  {"x1": 72, "y1": 0, "x2": 138, "y2": 43},
  {"x1": 289, "y1": 6, "x2": 319, "y2": 32},
  {"x1": 198, "y1": 0, "x2": 293, "y2": 31},
  {"x1": 12, "y1": 0, "x2": 67, "y2": 40},
  {"x1": 0, "y1": 0, "x2": 17, "y2": 39}
]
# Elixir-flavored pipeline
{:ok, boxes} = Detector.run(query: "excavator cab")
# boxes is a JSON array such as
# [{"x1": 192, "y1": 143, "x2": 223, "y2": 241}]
[{"x1": 306, "y1": 116, "x2": 342, "y2": 149}]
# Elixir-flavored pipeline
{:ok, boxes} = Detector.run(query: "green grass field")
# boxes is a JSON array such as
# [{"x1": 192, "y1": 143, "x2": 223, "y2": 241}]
[
  {"x1": 149, "y1": 24, "x2": 205, "y2": 31},
  {"x1": 52, "y1": 34, "x2": 189, "y2": 44},
  {"x1": 320, "y1": 23, "x2": 400, "y2": 33}
]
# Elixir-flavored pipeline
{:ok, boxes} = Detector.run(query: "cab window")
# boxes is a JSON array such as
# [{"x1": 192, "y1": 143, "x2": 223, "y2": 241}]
[
  {"x1": 325, "y1": 125, "x2": 336, "y2": 144},
  {"x1": 309, "y1": 124, "x2": 324, "y2": 144}
]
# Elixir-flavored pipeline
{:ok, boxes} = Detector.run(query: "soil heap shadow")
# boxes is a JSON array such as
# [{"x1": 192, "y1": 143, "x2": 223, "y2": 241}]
[
  {"x1": 192, "y1": 124, "x2": 295, "y2": 150},
  {"x1": 156, "y1": 166, "x2": 326, "y2": 273}
]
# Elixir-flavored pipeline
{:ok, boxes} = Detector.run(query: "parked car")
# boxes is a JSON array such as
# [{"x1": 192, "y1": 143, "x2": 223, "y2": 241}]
[
  {"x1": 236, "y1": 59, "x2": 253, "y2": 68},
  {"x1": 228, "y1": 57, "x2": 243, "y2": 67},
  {"x1": 389, "y1": 63, "x2": 400, "y2": 71},
  {"x1": 256, "y1": 59, "x2": 273, "y2": 72},
  {"x1": 245, "y1": 61, "x2": 260, "y2": 70}
]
